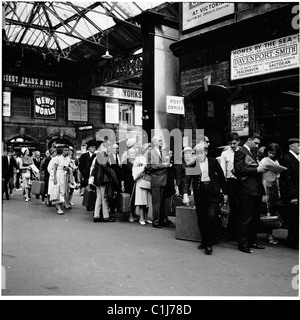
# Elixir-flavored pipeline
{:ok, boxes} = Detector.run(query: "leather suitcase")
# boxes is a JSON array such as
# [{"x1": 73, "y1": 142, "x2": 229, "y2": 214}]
[
  {"x1": 165, "y1": 195, "x2": 195, "y2": 217},
  {"x1": 117, "y1": 193, "x2": 131, "y2": 213},
  {"x1": 175, "y1": 206, "x2": 201, "y2": 242},
  {"x1": 82, "y1": 185, "x2": 96, "y2": 208},
  {"x1": 31, "y1": 180, "x2": 45, "y2": 195}
]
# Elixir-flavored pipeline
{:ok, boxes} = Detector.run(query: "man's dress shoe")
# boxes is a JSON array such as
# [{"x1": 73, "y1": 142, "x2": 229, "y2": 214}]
[
  {"x1": 152, "y1": 224, "x2": 163, "y2": 229},
  {"x1": 239, "y1": 247, "x2": 253, "y2": 254},
  {"x1": 249, "y1": 243, "x2": 265, "y2": 249},
  {"x1": 198, "y1": 244, "x2": 205, "y2": 250},
  {"x1": 205, "y1": 247, "x2": 213, "y2": 255}
]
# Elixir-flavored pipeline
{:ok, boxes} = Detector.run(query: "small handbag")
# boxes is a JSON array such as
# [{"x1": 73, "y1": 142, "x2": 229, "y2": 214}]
[
  {"x1": 260, "y1": 202, "x2": 282, "y2": 229},
  {"x1": 139, "y1": 173, "x2": 151, "y2": 190}
]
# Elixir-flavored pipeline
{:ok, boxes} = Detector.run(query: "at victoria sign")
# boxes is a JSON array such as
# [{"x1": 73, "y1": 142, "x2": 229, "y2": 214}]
[{"x1": 231, "y1": 34, "x2": 300, "y2": 80}]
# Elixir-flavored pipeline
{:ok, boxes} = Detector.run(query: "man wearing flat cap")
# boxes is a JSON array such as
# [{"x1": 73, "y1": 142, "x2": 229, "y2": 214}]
[
  {"x1": 79, "y1": 140, "x2": 97, "y2": 199},
  {"x1": 183, "y1": 142, "x2": 228, "y2": 255},
  {"x1": 280, "y1": 138, "x2": 299, "y2": 250}
]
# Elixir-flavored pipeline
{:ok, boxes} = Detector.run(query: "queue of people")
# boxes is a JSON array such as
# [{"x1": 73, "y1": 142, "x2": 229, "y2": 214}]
[{"x1": 2, "y1": 133, "x2": 299, "y2": 254}]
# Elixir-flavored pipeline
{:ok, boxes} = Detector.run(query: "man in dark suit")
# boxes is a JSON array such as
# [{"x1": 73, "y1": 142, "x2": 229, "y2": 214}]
[
  {"x1": 147, "y1": 135, "x2": 171, "y2": 228},
  {"x1": 79, "y1": 140, "x2": 97, "y2": 198},
  {"x1": 183, "y1": 142, "x2": 228, "y2": 255},
  {"x1": 108, "y1": 144, "x2": 121, "y2": 213},
  {"x1": 234, "y1": 133, "x2": 268, "y2": 254},
  {"x1": 280, "y1": 138, "x2": 299, "y2": 250},
  {"x1": 2, "y1": 146, "x2": 18, "y2": 200}
]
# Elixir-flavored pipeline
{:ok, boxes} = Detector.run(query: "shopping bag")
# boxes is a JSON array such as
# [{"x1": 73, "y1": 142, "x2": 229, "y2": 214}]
[
  {"x1": 49, "y1": 185, "x2": 60, "y2": 202},
  {"x1": 220, "y1": 201, "x2": 230, "y2": 229}
]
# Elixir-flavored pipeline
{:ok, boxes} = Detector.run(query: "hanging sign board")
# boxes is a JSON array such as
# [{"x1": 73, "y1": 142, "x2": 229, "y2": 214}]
[
  {"x1": 3, "y1": 74, "x2": 63, "y2": 89},
  {"x1": 166, "y1": 96, "x2": 185, "y2": 115},
  {"x1": 92, "y1": 86, "x2": 142, "y2": 101},
  {"x1": 182, "y1": 2, "x2": 235, "y2": 31},
  {"x1": 34, "y1": 95, "x2": 56, "y2": 119},
  {"x1": 105, "y1": 102, "x2": 119, "y2": 124},
  {"x1": 231, "y1": 102, "x2": 249, "y2": 137},
  {"x1": 231, "y1": 34, "x2": 300, "y2": 80},
  {"x1": 3, "y1": 92, "x2": 11, "y2": 117},
  {"x1": 68, "y1": 98, "x2": 88, "y2": 122}
]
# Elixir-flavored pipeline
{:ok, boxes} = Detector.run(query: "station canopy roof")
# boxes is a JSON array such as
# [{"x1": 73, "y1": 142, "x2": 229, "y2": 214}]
[{"x1": 3, "y1": 1, "x2": 173, "y2": 61}]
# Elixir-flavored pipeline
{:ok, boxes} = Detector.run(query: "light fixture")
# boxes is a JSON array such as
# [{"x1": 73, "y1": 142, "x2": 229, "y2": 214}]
[
  {"x1": 102, "y1": 31, "x2": 113, "y2": 59},
  {"x1": 102, "y1": 16, "x2": 113, "y2": 59}
]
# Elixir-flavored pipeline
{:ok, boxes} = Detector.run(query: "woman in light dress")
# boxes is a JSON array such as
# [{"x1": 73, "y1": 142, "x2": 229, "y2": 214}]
[
  {"x1": 48, "y1": 145, "x2": 71, "y2": 215},
  {"x1": 132, "y1": 143, "x2": 152, "y2": 225},
  {"x1": 19, "y1": 147, "x2": 33, "y2": 202}
]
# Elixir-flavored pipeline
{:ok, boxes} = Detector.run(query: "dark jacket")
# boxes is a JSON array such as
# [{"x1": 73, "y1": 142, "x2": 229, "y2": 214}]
[
  {"x1": 146, "y1": 149, "x2": 169, "y2": 188},
  {"x1": 79, "y1": 152, "x2": 96, "y2": 184},
  {"x1": 280, "y1": 152, "x2": 299, "y2": 202},
  {"x1": 183, "y1": 157, "x2": 227, "y2": 196},
  {"x1": 234, "y1": 146, "x2": 264, "y2": 196},
  {"x1": 2, "y1": 155, "x2": 18, "y2": 180}
]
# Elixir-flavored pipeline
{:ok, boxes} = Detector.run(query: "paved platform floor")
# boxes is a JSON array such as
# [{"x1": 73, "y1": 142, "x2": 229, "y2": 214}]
[{"x1": 1, "y1": 190, "x2": 299, "y2": 297}]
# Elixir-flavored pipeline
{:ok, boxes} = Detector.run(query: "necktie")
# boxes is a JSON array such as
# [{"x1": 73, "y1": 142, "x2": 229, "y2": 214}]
[
  {"x1": 116, "y1": 155, "x2": 119, "y2": 167},
  {"x1": 159, "y1": 150, "x2": 163, "y2": 163},
  {"x1": 8, "y1": 156, "x2": 10, "y2": 166}
]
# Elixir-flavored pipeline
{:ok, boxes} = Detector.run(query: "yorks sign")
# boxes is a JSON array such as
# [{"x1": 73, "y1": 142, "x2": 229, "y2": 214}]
[
  {"x1": 34, "y1": 95, "x2": 56, "y2": 119},
  {"x1": 68, "y1": 98, "x2": 88, "y2": 122},
  {"x1": 92, "y1": 86, "x2": 142, "y2": 102},
  {"x1": 231, "y1": 34, "x2": 300, "y2": 80},
  {"x1": 166, "y1": 96, "x2": 185, "y2": 115},
  {"x1": 182, "y1": 2, "x2": 235, "y2": 31}
]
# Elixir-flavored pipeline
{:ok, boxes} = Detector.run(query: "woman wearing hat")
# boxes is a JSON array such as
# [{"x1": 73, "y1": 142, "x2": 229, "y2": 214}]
[
  {"x1": 19, "y1": 147, "x2": 34, "y2": 202},
  {"x1": 132, "y1": 143, "x2": 152, "y2": 225},
  {"x1": 50, "y1": 145, "x2": 72, "y2": 214},
  {"x1": 40, "y1": 149, "x2": 54, "y2": 206}
]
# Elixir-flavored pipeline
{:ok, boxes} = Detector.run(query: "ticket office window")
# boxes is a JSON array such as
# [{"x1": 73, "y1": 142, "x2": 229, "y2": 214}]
[{"x1": 119, "y1": 102, "x2": 134, "y2": 126}]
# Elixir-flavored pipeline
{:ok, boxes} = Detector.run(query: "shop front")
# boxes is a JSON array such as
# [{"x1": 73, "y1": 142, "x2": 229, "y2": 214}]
[
  {"x1": 170, "y1": 3, "x2": 299, "y2": 150},
  {"x1": 91, "y1": 85, "x2": 143, "y2": 144}
]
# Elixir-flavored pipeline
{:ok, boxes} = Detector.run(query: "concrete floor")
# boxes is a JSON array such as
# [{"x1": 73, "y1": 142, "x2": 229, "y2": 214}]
[{"x1": 1, "y1": 190, "x2": 299, "y2": 297}]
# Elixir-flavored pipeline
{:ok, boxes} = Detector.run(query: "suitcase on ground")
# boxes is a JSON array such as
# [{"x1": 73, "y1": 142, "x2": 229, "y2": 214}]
[
  {"x1": 175, "y1": 206, "x2": 202, "y2": 242},
  {"x1": 82, "y1": 185, "x2": 96, "y2": 208},
  {"x1": 165, "y1": 195, "x2": 195, "y2": 217},
  {"x1": 31, "y1": 180, "x2": 45, "y2": 195},
  {"x1": 117, "y1": 193, "x2": 131, "y2": 213}
]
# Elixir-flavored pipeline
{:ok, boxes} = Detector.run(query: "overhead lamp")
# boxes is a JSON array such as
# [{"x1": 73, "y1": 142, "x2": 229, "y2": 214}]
[
  {"x1": 102, "y1": 50, "x2": 113, "y2": 59},
  {"x1": 102, "y1": 19, "x2": 113, "y2": 59}
]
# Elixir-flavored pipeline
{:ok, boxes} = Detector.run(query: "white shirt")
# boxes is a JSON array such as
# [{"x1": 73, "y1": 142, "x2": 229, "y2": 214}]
[
  {"x1": 289, "y1": 150, "x2": 300, "y2": 162},
  {"x1": 221, "y1": 147, "x2": 238, "y2": 179},
  {"x1": 199, "y1": 158, "x2": 210, "y2": 182}
]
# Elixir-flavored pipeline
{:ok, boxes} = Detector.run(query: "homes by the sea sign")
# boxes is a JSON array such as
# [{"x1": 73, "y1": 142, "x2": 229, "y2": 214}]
[{"x1": 34, "y1": 95, "x2": 57, "y2": 119}]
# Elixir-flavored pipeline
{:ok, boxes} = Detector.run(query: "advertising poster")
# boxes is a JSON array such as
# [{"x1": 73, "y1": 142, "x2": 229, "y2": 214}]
[
  {"x1": 3, "y1": 91, "x2": 11, "y2": 117},
  {"x1": 105, "y1": 102, "x2": 119, "y2": 124},
  {"x1": 34, "y1": 95, "x2": 56, "y2": 120},
  {"x1": 231, "y1": 34, "x2": 300, "y2": 80},
  {"x1": 68, "y1": 98, "x2": 88, "y2": 122},
  {"x1": 231, "y1": 102, "x2": 249, "y2": 136},
  {"x1": 182, "y1": 2, "x2": 235, "y2": 31}
]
